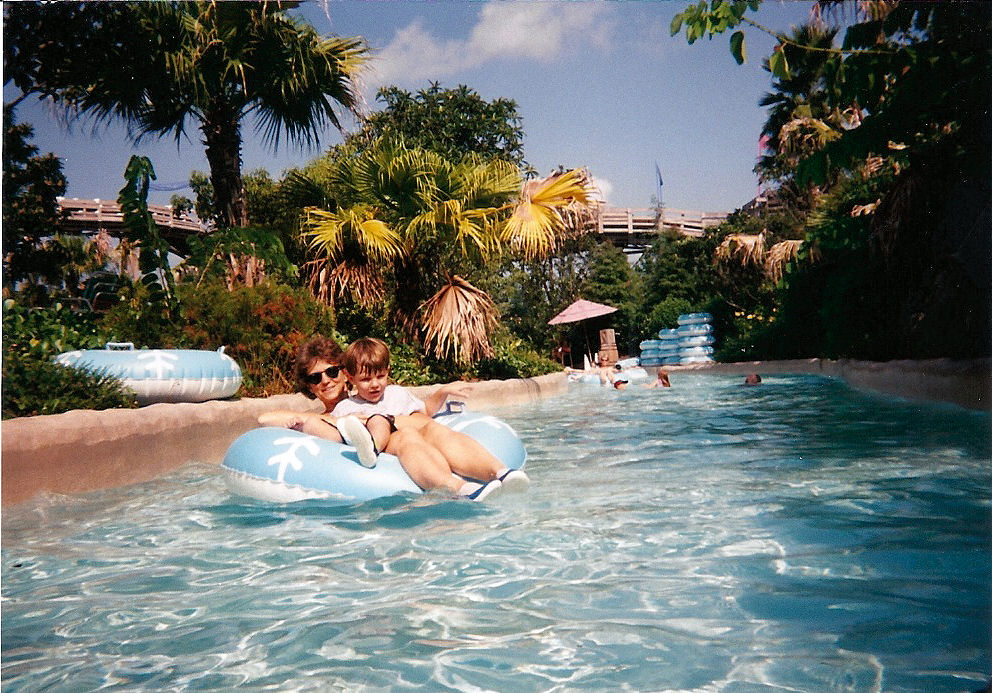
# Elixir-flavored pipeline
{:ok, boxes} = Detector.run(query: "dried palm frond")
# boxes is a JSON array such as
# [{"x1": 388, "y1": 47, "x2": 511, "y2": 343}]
[
  {"x1": 304, "y1": 257, "x2": 385, "y2": 308},
  {"x1": 851, "y1": 199, "x2": 880, "y2": 216},
  {"x1": 765, "y1": 240, "x2": 803, "y2": 284},
  {"x1": 715, "y1": 232, "x2": 767, "y2": 268},
  {"x1": 502, "y1": 168, "x2": 596, "y2": 259},
  {"x1": 778, "y1": 110, "x2": 842, "y2": 165},
  {"x1": 420, "y1": 275, "x2": 498, "y2": 364}
]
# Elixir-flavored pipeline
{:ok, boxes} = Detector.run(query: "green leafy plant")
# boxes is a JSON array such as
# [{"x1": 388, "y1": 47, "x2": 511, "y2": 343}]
[
  {"x1": 118, "y1": 156, "x2": 179, "y2": 321},
  {"x1": 2, "y1": 299, "x2": 136, "y2": 418},
  {"x1": 183, "y1": 225, "x2": 297, "y2": 289},
  {"x1": 2, "y1": 351, "x2": 137, "y2": 418},
  {"x1": 175, "y1": 279, "x2": 339, "y2": 397},
  {"x1": 470, "y1": 332, "x2": 562, "y2": 381}
]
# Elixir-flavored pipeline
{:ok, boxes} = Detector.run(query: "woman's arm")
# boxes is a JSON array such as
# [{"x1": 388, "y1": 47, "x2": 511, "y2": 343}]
[{"x1": 258, "y1": 410, "x2": 344, "y2": 442}]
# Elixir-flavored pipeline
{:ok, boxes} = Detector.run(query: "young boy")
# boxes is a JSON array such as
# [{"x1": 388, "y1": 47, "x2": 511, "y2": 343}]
[{"x1": 332, "y1": 337, "x2": 528, "y2": 498}]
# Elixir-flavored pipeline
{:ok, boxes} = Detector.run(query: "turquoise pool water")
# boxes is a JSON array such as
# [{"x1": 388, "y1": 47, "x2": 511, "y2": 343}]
[{"x1": 2, "y1": 374, "x2": 990, "y2": 692}]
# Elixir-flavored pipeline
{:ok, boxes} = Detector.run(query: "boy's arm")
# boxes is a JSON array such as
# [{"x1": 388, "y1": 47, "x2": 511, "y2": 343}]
[{"x1": 420, "y1": 382, "x2": 469, "y2": 416}]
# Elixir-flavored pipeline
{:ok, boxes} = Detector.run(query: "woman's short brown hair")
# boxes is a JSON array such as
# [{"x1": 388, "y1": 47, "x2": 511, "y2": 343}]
[
  {"x1": 341, "y1": 337, "x2": 390, "y2": 376},
  {"x1": 294, "y1": 336, "x2": 343, "y2": 398}
]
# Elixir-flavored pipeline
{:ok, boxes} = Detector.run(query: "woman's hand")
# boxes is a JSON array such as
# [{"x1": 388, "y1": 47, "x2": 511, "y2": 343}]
[{"x1": 259, "y1": 411, "x2": 305, "y2": 429}]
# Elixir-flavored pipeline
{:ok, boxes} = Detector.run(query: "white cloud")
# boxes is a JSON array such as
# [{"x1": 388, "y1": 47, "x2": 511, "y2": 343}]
[
  {"x1": 368, "y1": 3, "x2": 613, "y2": 91},
  {"x1": 590, "y1": 175, "x2": 613, "y2": 204}
]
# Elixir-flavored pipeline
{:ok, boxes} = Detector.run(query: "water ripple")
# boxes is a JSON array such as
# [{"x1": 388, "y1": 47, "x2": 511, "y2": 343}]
[{"x1": 2, "y1": 375, "x2": 990, "y2": 692}]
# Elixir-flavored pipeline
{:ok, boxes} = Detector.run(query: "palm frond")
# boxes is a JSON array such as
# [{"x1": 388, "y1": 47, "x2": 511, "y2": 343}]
[
  {"x1": 303, "y1": 205, "x2": 402, "y2": 262},
  {"x1": 715, "y1": 233, "x2": 768, "y2": 267},
  {"x1": 420, "y1": 275, "x2": 499, "y2": 364},
  {"x1": 502, "y1": 168, "x2": 597, "y2": 260},
  {"x1": 765, "y1": 239, "x2": 804, "y2": 284}
]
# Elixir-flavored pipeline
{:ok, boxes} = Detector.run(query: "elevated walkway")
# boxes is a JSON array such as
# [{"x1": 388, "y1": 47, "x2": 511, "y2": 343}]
[
  {"x1": 597, "y1": 206, "x2": 728, "y2": 248},
  {"x1": 59, "y1": 197, "x2": 203, "y2": 254}
]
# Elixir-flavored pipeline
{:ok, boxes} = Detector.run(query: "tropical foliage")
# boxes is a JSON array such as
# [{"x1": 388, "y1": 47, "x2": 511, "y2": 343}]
[
  {"x1": 4, "y1": 1, "x2": 368, "y2": 228},
  {"x1": 2, "y1": 106, "x2": 68, "y2": 293},
  {"x1": 354, "y1": 84, "x2": 527, "y2": 168},
  {"x1": 670, "y1": 0, "x2": 991, "y2": 360},
  {"x1": 1, "y1": 300, "x2": 137, "y2": 418},
  {"x1": 299, "y1": 136, "x2": 596, "y2": 362},
  {"x1": 5, "y1": 1, "x2": 988, "y2": 419}
]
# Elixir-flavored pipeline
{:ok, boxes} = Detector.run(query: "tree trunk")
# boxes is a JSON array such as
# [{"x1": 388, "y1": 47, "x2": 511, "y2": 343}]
[{"x1": 201, "y1": 102, "x2": 248, "y2": 228}]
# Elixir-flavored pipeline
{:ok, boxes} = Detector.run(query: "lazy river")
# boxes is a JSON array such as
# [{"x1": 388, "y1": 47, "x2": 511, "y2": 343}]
[{"x1": 2, "y1": 374, "x2": 989, "y2": 691}]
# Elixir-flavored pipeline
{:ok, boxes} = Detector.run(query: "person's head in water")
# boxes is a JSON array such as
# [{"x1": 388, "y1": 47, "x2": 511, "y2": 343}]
[{"x1": 744, "y1": 373, "x2": 762, "y2": 386}]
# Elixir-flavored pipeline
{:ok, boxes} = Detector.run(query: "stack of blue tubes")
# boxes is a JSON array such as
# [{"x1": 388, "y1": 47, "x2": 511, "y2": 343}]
[
  {"x1": 676, "y1": 313, "x2": 715, "y2": 364},
  {"x1": 638, "y1": 328, "x2": 679, "y2": 367}
]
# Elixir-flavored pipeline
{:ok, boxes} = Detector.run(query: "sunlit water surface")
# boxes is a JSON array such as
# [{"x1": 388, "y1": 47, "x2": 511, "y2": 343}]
[{"x1": 3, "y1": 374, "x2": 990, "y2": 692}]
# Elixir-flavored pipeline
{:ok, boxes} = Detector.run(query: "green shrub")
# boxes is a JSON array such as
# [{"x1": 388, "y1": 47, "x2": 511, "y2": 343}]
[
  {"x1": 646, "y1": 296, "x2": 693, "y2": 335},
  {"x1": 97, "y1": 278, "x2": 184, "y2": 349},
  {"x1": 3, "y1": 298, "x2": 104, "y2": 358},
  {"x1": 470, "y1": 332, "x2": 561, "y2": 381},
  {"x1": 2, "y1": 298, "x2": 137, "y2": 418},
  {"x1": 2, "y1": 350, "x2": 137, "y2": 418},
  {"x1": 174, "y1": 279, "x2": 340, "y2": 396},
  {"x1": 387, "y1": 339, "x2": 438, "y2": 386}
]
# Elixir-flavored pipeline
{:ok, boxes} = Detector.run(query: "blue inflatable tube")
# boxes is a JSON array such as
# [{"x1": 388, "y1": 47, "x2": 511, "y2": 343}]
[
  {"x1": 677, "y1": 312, "x2": 713, "y2": 326},
  {"x1": 677, "y1": 324, "x2": 715, "y2": 337},
  {"x1": 55, "y1": 342, "x2": 241, "y2": 405},
  {"x1": 679, "y1": 346, "x2": 715, "y2": 357},
  {"x1": 222, "y1": 406, "x2": 527, "y2": 503},
  {"x1": 679, "y1": 335, "x2": 716, "y2": 347}
]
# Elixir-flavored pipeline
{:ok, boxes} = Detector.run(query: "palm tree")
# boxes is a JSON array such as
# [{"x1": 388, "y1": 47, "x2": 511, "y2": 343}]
[
  {"x1": 301, "y1": 139, "x2": 596, "y2": 361},
  {"x1": 756, "y1": 24, "x2": 839, "y2": 186},
  {"x1": 5, "y1": 1, "x2": 367, "y2": 229}
]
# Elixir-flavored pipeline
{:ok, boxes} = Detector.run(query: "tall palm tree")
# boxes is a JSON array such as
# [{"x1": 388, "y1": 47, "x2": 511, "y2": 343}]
[{"x1": 5, "y1": 1, "x2": 367, "y2": 228}]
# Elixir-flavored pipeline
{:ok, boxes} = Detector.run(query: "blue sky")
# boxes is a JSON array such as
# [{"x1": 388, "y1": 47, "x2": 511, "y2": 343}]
[{"x1": 5, "y1": 1, "x2": 816, "y2": 213}]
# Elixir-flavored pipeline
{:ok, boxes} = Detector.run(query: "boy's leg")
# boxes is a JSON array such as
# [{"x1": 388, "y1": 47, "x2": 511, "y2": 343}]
[
  {"x1": 364, "y1": 414, "x2": 392, "y2": 455},
  {"x1": 337, "y1": 415, "x2": 377, "y2": 468}
]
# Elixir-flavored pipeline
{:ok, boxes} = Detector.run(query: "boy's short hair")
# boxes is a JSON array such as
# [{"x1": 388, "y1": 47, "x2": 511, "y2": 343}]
[
  {"x1": 294, "y1": 336, "x2": 343, "y2": 398},
  {"x1": 342, "y1": 337, "x2": 390, "y2": 376}
]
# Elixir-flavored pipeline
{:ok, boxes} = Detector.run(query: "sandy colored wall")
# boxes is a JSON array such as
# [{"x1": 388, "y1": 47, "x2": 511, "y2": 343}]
[{"x1": 2, "y1": 360, "x2": 988, "y2": 507}]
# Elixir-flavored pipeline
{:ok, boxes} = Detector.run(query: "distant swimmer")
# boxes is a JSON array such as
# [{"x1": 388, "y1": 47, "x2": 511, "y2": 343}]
[
  {"x1": 647, "y1": 370, "x2": 671, "y2": 388},
  {"x1": 744, "y1": 373, "x2": 762, "y2": 386}
]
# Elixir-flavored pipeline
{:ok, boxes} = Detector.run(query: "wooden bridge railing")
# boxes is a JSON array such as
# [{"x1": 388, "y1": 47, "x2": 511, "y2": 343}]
[{"x1": 596, "y1": 206, "x2": 728, "y2": 247}]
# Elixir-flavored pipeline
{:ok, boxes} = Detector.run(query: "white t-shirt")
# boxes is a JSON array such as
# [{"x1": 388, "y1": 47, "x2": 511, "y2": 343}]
[{"x1": 330, "y1": 384, "x2": 426, "y2": 418}]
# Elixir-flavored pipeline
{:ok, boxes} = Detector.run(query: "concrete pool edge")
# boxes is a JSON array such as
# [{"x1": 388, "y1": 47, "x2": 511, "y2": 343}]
[
  {"x1": 1, "y1": 372, "x2": 569, "y2": 506},
  {"x1": 2, "y1": 359, "x2": 988, "y2": 506},
  {"x1": 664, "y1": 357, "x2": 991, "y2": 411}
]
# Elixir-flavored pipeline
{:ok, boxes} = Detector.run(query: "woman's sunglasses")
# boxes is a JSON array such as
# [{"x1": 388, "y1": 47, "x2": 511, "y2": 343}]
[{"x1": 305, "y1": 366, "x2": 340, "y2": 385}]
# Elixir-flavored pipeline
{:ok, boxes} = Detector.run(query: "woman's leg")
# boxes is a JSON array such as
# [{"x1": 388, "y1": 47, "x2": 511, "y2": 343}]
[
  {"x1": 385, "y1": 429, "x2": 464, "y2": 493},
  {"x1": 393, "y1": 414, "x2": 526, "y2": 491},
  {"x1": 413, "y1": 417, "x2": 507, "y2": 482}
]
